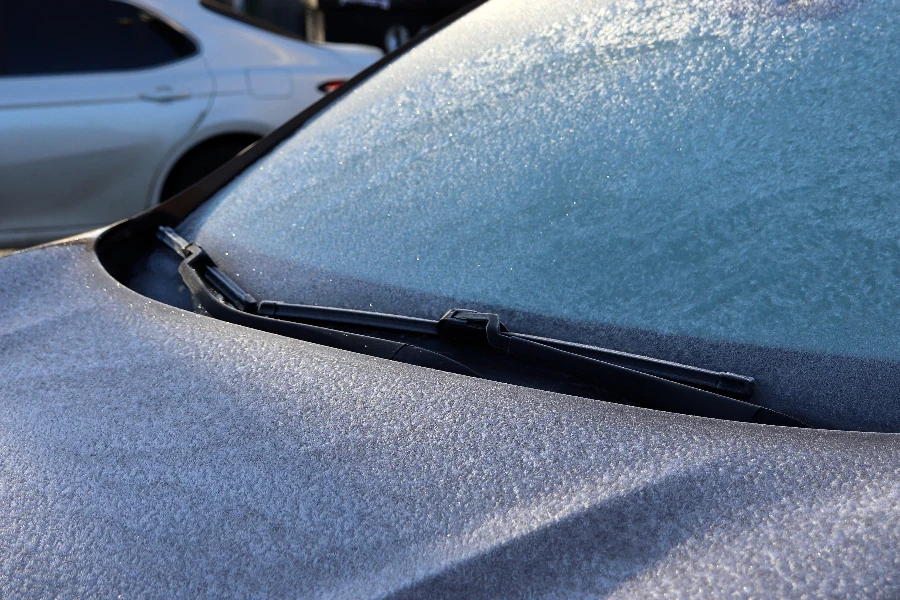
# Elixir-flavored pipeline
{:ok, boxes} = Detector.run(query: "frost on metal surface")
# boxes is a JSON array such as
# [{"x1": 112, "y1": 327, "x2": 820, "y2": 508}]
[
  {"x1": 184, "y1": 0, "x2": 900, "y2": 360},
  {"x1": 3, "y1": 242, "x2": 900, "y2": 596}
]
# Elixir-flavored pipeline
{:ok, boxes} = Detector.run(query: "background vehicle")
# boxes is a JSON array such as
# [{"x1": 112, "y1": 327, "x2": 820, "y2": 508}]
[
  {"x1": 1, "y1": 0, "x2": 899, "y2": 596},
  {"x1": 0, "y1": 0, "x2": 381, "y2": 247},
  {"x1": 213, "y1": 0, "x2": 476, "y2": 52},
  {"x1": 310, "y1": 0, "x2": 477, "y2": 52}
]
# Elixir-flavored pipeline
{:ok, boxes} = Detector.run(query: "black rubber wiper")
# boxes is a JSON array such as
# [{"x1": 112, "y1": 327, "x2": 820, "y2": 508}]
[
  {"x1": 158, "y1": 227, "x2": 477, "y2": 377},
  {"x1": 158, "y1": 226, "x2": 806, "y2": 428}
]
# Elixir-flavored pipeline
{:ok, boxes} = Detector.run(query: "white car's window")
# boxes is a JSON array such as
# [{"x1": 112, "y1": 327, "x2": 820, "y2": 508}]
[
  {"x1": 2, "y1": 0, "x2": 196, "y2": 76},
  {"x1": 183, "y1": 0, "x2": 899, "y2": 363}
]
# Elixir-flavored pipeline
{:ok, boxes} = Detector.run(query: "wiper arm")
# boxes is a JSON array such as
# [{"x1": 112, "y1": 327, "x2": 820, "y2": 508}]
[
  {"x1": 158, "y1": 226, "x2": 806, "y2": 428},
  {"x1": 158, "y1": 227, "x2": 478, "y2": 377}
]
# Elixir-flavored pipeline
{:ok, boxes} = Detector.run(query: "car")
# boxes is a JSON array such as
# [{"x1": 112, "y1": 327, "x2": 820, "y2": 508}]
[
  {"x1": 303, "y1": 0, "x2": 479, "y2": 52},
  {"x1": 2, "y1": 0, "x2": 900, "y2": 596},
  {"x1": 0, "y1": 0, "x2": 382, "y2": 247}
]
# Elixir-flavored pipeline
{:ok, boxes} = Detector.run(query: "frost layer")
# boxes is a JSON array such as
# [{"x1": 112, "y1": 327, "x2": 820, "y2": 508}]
[{"x1": 185, "y1": 0, "x2": 900, "y2": 360}]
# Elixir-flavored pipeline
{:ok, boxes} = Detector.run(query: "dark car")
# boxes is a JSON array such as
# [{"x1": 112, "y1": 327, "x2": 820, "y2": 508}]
[
  {"x1": 305, "y1": 0, "x2": 476, "y2": 51},
  {"x1": 2, "y1": 0, "x2": 899, "y2": 596}
]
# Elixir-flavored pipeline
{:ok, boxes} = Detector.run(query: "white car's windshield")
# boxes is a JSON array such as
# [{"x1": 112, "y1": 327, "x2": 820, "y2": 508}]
[{"x1": 181, "y1": 0, "x2": 899, "y2": 363}]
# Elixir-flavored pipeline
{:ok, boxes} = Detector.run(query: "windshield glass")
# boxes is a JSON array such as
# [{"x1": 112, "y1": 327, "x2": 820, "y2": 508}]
[{"x1": 182, "y1": 0, "x2": 900, "y2": 363}]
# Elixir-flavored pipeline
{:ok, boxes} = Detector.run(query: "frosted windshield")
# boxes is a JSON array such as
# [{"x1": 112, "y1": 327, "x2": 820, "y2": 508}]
[{"x1": 183, "y1": 0, "x2": 900, "y2": 360}]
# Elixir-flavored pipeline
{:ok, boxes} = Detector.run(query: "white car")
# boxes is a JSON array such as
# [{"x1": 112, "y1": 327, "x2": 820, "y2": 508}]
[{"x1": 0, "y1": 0, "x2": 381, "y2": 247}]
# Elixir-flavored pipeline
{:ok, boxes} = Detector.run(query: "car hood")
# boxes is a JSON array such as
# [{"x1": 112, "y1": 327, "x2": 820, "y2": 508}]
[{"x1": 0, "y1": 236, "x2": 898, "y2": 598}]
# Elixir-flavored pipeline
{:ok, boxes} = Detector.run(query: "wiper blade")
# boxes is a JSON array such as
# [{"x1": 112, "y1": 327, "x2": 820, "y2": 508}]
[
  {"x1": 435, "y1": 310, "x2": 804, "y2": 426},
  {"x1": 257, "y1": 301, "x2": 440, "y2": 336},
  {"x1": 158, "y1": 226, "x2": 806, "y2": 428},
  {"x1": 255, "y1": 301, "x2": 754, "y2": 399}
]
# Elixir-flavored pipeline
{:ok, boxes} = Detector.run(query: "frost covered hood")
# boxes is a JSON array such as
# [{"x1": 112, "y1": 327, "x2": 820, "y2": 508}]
[{"x1": 0, "y1": 239, "x2": 899, "y2": 597}]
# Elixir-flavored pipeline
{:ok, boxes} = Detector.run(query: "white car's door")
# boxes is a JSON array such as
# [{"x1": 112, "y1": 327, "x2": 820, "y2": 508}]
[{"x1": 0, "y1": 0, "x2": 214, "y2": 245}]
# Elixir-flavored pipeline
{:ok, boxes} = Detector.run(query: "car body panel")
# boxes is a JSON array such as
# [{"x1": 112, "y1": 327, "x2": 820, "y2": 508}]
[
  {"x1": 0, "y1": 54, "x2": 214, "y2": 244},
  {"x1": 0, "y1": 236, "x2": 897, "y2": 597}
]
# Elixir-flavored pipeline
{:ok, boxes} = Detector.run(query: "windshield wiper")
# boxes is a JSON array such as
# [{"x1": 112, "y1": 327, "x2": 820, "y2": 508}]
[
  {"x1": 158, "y1": 226, "x2": 806, "y2": 428},
  {"x1": 157, "y1": 227, "x2": 477, "y2": 376}
]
